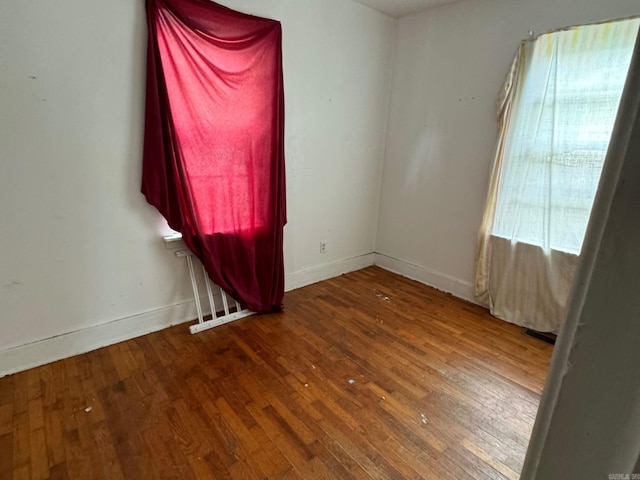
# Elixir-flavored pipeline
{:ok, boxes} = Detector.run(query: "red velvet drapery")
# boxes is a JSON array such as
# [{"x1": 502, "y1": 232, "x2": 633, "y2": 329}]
[{"x1": 142, "y1": 0, "x2": 286, "y2": 313}]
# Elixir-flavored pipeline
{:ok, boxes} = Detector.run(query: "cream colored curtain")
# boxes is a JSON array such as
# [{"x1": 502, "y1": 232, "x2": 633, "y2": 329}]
[{"x1": 475, "y1": 19, "x2": 639, "y2": 333}]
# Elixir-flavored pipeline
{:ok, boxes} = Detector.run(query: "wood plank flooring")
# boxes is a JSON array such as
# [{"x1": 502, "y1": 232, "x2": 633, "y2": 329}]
[{"x1": 0, "y1": 266, "x2": 553, "y2": 479}]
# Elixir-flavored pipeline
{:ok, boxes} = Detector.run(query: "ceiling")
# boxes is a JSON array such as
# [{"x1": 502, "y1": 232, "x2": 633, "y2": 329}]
[{"x1": 351, "y1": 0, "x2": 464, "y2": 18}]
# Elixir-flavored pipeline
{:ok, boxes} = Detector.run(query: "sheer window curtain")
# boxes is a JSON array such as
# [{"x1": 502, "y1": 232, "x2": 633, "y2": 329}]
[{"x1": 475, "y1": 19, "x2": 639, "y2": 333}]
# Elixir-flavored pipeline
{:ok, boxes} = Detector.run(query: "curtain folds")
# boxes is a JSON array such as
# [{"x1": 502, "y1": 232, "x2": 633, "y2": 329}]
[
  {"x1": 475, "y1": 19, "x2": 639, "y2": 332},
  {"x1": 143, "y1": 0, "x2": 286, "y2": 313},
  {"x1": 474, "y1": 46, "x2": 524, "y2": 307}
]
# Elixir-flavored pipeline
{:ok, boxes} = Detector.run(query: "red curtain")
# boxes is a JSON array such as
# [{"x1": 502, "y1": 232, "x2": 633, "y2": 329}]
[{"x1": 142, "y1": 0, "x2": 286, "y2": 313}]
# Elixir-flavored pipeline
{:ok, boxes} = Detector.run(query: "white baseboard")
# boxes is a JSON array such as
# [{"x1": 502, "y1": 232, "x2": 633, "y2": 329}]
[
  {"x1": 0, "y1": 298, "x2": 211, "y2": 379},
  {"x1": 373, "y1": 253, "x2": 478, "y2": 305},
  {"x1": 0, "y1": 254, "x2": 376, "y2": 378},
  {"x1": 1, "y1": 253, "x2": 476, "y2": 378},
  {"x1": 285, "y1": 253, "x2": 375, "y2": 291}
]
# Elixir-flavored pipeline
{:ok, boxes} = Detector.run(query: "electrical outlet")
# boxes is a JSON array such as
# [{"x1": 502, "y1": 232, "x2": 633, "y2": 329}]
[{"x1": 320, "y1": 241, "x2": 327, "y2": 254}]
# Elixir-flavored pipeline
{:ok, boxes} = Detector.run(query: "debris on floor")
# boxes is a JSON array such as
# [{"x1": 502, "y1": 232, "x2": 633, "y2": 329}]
[
  {"x1": 420, "y1": 413, "x2": 428, "y2": 425},
  {"x1": 348, "y1": 379, "x2": 355, "y2": 385},
  {"x1": 85, "y1": 406, "x2": 92, "y2": 413},
  {"x1": 373, "y1": 289, "x2": 391, "y2": 302}
]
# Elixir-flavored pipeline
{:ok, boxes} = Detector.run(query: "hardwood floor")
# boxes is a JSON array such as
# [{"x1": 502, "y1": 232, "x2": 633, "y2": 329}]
[{"x1": 0, "y1": 267, "x2": 553, "y2": 479}]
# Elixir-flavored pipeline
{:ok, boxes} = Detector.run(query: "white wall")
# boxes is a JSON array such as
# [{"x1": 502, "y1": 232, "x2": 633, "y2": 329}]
[
  {"x1": 0, "y1": 0, "x2": 394, "y2": 374},
  {"x1": 376, "y1": 0, "x2": 640, "y2": 301}
]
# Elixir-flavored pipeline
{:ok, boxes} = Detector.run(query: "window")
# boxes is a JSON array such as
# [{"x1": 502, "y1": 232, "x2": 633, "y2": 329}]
[
  {"x1": 143, "y1": 0, "x2": 287, "y2": 313},
  {"x1": 492, "y1": 19, "x2": 639, "y2": 254}
]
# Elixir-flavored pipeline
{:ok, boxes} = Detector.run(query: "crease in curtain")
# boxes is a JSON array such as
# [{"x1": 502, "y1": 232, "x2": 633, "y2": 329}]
[
  {"x1": 475, "y1": 19, "x2": 639, "y2": 332},
  {"x1": 142, "y1": 0, "x2": 286, "y2": 313}
]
